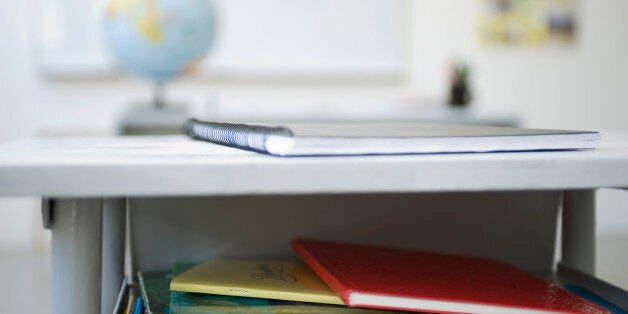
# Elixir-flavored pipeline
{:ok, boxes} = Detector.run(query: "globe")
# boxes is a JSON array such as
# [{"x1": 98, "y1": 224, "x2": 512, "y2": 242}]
[{"x1": 102, "y1": 0, "x2": 215, "y2": 83}]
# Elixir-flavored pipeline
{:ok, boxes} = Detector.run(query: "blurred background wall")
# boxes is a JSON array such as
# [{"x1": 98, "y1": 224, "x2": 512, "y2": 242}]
[
  {"x1": 0, "y1": 0, "x2": 626, "y2": 297},
  {"x1": 2, "y1": 0, "x2": 627, "y2": 140}
]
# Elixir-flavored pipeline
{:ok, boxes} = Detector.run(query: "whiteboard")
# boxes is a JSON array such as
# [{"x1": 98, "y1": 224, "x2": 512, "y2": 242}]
[{"x1": 38, "y1": 0, "x2": 403, "y2": 79}]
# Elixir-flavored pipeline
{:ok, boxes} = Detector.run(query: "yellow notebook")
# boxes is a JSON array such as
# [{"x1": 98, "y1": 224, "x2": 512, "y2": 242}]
[{"x1": 170, "y1": 259, "x2": 345, "y2": 305}]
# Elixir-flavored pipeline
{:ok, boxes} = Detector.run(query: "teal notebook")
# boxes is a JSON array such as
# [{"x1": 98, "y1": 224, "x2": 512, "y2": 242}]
[
  {"x1": 170, "y1": 291, "x2": 396, "y2": 314},
  {"x1": 138, "y1": 270, "x2": 173, "y2": 314}
]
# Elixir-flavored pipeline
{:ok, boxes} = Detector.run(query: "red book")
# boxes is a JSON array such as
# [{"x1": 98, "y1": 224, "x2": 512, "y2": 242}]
[{"x1": 291, "y1": 239, "x2": 609, "y2": 314}]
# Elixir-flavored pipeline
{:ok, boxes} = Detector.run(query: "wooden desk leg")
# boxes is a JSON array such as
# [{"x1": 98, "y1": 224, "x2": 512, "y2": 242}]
[
  {"x1": 562, "y1": 190, "x2": 596, "y2": 275},
  {"x1": 49, "y1": 198, "x2": 125, "y2": 314}
]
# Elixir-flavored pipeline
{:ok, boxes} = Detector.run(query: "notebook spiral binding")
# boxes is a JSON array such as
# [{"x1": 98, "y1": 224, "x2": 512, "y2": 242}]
[{"x1": 183, "y1": 119, "x2": 293, "y2": 153}]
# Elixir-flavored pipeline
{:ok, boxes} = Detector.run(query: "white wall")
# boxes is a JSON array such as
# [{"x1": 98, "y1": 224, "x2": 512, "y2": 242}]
[
  {"x1": 0, "y1": 0, "x2": 626, "y2": 285},
  {"x1": 3, "y1": 0, "x2": 628, "y2": 138},
  {"x1": 410, "y1": 0, "x2": 628, "y2": 130},
  {"x1": 0, "y1": 199, "x2": 38, "y2": 251}
]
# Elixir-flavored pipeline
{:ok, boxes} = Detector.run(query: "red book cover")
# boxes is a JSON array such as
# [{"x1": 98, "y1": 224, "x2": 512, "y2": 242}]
[{"x1": 291, "y1": 239, "x2": 609, "y2": 314}]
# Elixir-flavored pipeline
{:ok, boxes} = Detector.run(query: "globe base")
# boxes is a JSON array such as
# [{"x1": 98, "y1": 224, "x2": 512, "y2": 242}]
[{"x1": 117, "y1": 103, "x2": 189, "y2": 135}]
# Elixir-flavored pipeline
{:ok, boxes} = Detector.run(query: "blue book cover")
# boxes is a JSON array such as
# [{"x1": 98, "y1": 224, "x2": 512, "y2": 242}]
[
  {"x1": 132, "y1": 296, "x2": 144, "y2": 314},
  {"x1": 564, "y1": 285, "x2": 627, "y2": 314}
]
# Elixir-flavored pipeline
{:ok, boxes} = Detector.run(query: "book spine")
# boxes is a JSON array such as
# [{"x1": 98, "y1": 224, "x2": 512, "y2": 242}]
[
  {"x1": 113, "y1": 277, "x2": 128, "y2": 314},
  {"x1": 183, "y1": 119, "x2": 293, "y2": 153},
  {"x1": 136, "y1": 272, "x2": 152, "y2": 314},
  {"x1": 290, "y1": 239, "x2": 354, "y2": 306}
]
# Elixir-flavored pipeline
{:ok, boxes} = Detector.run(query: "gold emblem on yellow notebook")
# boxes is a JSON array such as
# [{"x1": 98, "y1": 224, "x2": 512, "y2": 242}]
[{"x1": 250, "y1": 263, "x2": 297, "y2": 282}]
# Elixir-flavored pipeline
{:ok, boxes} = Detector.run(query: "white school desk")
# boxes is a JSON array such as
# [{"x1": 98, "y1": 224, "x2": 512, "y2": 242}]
[{"x1": 0, "y1": 134, "x2": 627, "y2": 314}]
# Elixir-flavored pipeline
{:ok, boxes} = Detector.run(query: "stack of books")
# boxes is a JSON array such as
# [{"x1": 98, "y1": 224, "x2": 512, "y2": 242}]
[{"x1": 120, "y1": 239, "x2": 616, "y2": 314}]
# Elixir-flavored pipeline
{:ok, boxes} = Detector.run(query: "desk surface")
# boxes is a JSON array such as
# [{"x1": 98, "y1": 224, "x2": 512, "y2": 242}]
[{"x1": 1, "y1": 134, "x2": 627, "y2": 197}]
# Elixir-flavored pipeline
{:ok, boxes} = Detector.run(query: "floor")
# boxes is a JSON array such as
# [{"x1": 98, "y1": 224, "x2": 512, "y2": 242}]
[{"x1": 0, "y1": 252, "x2": 50, "y2": 314}]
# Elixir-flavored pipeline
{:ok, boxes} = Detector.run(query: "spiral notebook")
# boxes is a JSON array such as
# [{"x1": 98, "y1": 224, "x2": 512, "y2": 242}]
[{"x1": 183, "y1": 119, "x2": 599, "y2": 156}]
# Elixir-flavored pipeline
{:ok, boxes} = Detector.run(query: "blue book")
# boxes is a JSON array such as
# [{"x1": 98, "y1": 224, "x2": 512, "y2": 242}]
[
  {"x1": 132, "y1": 296, "x2": 144, "y2": 314},
  {"x1": 564, "y1": 285, "x2": 627, "y2": 314}
]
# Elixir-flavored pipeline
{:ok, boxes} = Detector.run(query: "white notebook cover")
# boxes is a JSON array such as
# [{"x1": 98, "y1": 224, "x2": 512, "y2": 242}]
[{"x1": 184, "y1": 120, "x2": 600, "y2": 156}]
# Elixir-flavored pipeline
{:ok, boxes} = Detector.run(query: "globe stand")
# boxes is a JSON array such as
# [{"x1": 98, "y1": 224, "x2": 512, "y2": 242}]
[
  {"x1": 153, "y1": 81, "x2": 166, "y2": 111},
  {"x1": 117, "y1": 81, "x2": 190, "y2": 135}
]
